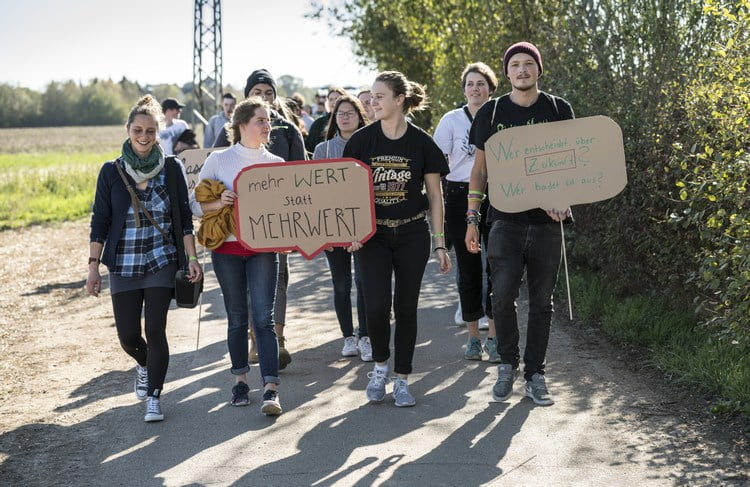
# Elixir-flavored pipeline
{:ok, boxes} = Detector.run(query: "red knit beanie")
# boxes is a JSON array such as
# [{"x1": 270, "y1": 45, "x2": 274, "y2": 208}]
[{"x1": 503, "y1": 42, "x2": 543, "y2": 77}]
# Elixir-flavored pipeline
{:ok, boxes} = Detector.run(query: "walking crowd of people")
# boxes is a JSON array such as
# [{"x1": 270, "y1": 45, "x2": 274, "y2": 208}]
[{"x1": 86, "y1": 41, "x2": 573, "y2": 422}]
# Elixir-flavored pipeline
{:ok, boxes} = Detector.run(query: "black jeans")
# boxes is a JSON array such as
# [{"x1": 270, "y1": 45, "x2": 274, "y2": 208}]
[
  {"x1": 487, "y1": 220, "x2": 562, "y2": 380},
  {"x1": 324, "y1": 247, "x2": 367, "y2": 338},
  {"x1": 111, "y1": 286, "x2": 173, "y2": 397},
  {"x1": 444, "y1": 181, "x2": 492, "y2": 322},
  {"x1": 358, "y1": 219, "x2": 430, "y2": 375}
]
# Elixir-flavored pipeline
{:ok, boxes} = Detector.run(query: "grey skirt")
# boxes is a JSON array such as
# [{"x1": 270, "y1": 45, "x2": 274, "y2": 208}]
[{"x1": 109, "y1": 262, "x2": 177, "y2": 295}]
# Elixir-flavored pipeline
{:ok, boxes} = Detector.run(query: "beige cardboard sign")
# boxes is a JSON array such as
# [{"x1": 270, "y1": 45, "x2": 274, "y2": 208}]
[
  {"x1": 178, "y1": 148, "x2": 220, "y2": 191},
  {"x1": 484, "y1": 116, "x2": 627, "y2": 212},
  {"x1": 233, "y1": 158, "x2": 376, "y2": 259}
]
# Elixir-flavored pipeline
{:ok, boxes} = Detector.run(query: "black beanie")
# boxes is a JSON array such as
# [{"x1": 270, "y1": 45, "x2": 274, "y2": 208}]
[
  {"x1": 503, "y1": 42, "x2": 543, "y2": 77},
  {"x1": 243, "y1": 69, "x2": 277, "y2": 99}
]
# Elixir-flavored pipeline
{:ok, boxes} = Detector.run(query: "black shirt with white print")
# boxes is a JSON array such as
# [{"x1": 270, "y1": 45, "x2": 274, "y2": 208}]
[
  {"x1": 343, "y1": 121, "x2": 449, "y2": 220},
  {"x1": 469, "y1": 91, "x2": 574, "y2": 224}
]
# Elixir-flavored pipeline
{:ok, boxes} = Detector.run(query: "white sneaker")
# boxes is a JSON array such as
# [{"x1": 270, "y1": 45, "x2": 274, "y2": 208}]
[
  {"x1": 478, "y1": 316, "x2": 490, "y2": 331},
  {"x1": 358, "y1": 336, "x2": 373, "y2": 362},
  {"x1": 341, "y1": 336, "x2": 358, "y2": 357},
  {"x1": 134, "y1": 364, "x2": 148, "y2": 401},
  {"x1": 454, "y1": 303, "x2": 464, "y2": 326},
  {"x1": 144, "y1": 396, "x2": 164, "y2": 422}
]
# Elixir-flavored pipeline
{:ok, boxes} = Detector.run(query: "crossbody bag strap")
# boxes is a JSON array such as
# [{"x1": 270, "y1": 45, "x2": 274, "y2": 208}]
[
  {"x1": 114, "y1": 160, "x2": 170, "y2": 241},
  {"x1": 165, "y1": 158, "x2": 188, "y2": 269}
]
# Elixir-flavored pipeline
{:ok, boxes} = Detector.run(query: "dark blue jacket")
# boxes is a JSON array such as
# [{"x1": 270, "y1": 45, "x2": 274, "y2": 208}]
[{"x1": 90, "y1": 157, "x2": 194, "y2": 269}]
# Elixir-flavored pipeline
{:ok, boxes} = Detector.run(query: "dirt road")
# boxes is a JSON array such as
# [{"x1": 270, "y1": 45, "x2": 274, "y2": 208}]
[{"x1": 0, "y1": 220, "x2": 747, "y2": 486}]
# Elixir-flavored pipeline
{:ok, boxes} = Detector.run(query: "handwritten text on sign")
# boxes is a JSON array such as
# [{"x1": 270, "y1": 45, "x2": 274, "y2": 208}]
[
  {"x1": 178, "y1": 148, "x2": 220, "y2": 191},
  {"x1": 484, "y1": 116, "x2": 627, "y2": 212},
  {"x1": 233, "y1": 158, "x2": 376, "y2": 259}
]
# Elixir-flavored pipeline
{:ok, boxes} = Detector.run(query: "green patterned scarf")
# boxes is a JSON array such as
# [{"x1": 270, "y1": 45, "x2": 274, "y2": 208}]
[{"x1": 121, "y1": 139, "x2": 165, "y2": 183}]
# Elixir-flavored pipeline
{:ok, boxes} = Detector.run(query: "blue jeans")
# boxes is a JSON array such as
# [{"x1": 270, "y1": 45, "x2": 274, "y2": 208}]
[
  {"x1": 487, "y1": 220, "x2": 562, "y2": 380},
  {"x1": 324, "y1": 247, "x2": 367, "y2": 338},
  {"x1": 211, "y1": 251, "x2": 280, "y2": 385}
]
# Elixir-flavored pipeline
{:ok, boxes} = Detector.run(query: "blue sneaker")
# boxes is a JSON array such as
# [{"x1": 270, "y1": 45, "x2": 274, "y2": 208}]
[
  {"x1": 484, "y1": 337, "x2": 501, "y2": 363},
  {"x1": 392, "y1": 378, "x2": 416, "y2": 407},
  {"x1": 464, "y1": 336, "x2": 483, "y2": 360},
  {"x1": 525, "y1": 373, "x2": 554, "y2": 406},
  {"x1": 230, "y1": 381, "x2": 250, "y2": 407},
  {"x1": 491, "y1": 364, "x2": 519, "y2": 402},
  {"x1": 366, "y1": 366, "x2": 389, "y2": 402}
]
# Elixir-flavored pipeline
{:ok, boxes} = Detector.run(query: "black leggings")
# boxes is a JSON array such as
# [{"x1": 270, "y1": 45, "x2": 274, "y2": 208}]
[
  {"x1": 111, "y1": 287, "x2": 172, "y2": 397},
  {"x1": 358, "y1": 219, "x2": 430, "y2": 375}
]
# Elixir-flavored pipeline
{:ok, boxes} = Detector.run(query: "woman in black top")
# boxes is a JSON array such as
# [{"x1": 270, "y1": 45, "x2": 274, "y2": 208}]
[{"x1": 343, "y1": 71, "x2": 451, "y2": 407}]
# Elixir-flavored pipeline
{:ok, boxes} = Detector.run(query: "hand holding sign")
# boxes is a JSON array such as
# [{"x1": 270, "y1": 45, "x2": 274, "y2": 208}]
[
  {"x1": 484, "y1": 115, "x2": 627, "y2": 211},
  {"x1": 233, "y1": 158, "x2": 376, "y2": 259}
]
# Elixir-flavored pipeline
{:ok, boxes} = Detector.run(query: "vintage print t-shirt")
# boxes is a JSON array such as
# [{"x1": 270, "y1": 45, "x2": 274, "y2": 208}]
[{"x1": 343, "y1": 121, "x2": 448, "y2": 220}]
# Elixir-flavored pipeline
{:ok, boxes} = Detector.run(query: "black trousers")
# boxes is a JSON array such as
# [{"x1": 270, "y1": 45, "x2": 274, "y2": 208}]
[
  {"x1": 111, "y1": 287, "x2": 173, "y2": 397},
  {"x1": 358, "y1": 219, "x2": 430, "y2": 375},
  {"x1": 444, "y1": 181, "x2": 492, "y2": 321}
]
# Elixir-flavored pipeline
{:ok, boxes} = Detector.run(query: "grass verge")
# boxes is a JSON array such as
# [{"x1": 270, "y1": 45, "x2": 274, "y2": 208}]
[{"x1": 565, "y1": 271, "x2": 750, "y2": 416}]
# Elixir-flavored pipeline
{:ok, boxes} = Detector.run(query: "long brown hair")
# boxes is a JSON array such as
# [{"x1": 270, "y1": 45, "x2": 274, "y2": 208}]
[
  {"x1": 324, "y1": 95, "x2": 368, "y2": 141},
  {"x1": 226, "y1": 97, "x2": 269, "y2": 145}
]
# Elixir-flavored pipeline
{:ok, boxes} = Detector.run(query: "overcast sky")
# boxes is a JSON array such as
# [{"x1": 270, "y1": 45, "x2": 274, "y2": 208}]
[{"x1": 0, "y1": 0, "x2": 378, "y2": 91}]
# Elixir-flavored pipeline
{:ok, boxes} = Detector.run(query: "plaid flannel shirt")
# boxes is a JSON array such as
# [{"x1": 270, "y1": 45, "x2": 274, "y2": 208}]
[{"x1": 113, "y1": 170, "x2": 177, "y2": 277}]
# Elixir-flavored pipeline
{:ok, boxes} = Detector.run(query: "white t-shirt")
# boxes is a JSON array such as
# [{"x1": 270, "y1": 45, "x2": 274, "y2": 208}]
[
  {"x1": 433, "y1": 106, "x2": 476, "y2": 182},
  {"x1": 159, "y1": 119, "x2": 189, "y2": 155},
  {"x1": 189, "y1": 143, "x2": 284, "y2": 240}
]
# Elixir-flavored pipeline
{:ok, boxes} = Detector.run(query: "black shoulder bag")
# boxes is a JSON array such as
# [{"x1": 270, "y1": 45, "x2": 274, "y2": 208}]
[{"x1": 115, "y1": 159, "x2": 203, "y2": 308}]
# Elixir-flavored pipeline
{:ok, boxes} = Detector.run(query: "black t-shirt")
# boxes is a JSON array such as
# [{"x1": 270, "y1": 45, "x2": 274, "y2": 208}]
[
  {"x1": 469, "y1": 91, "x2": 575, "y2": 223},
  {"x1": 343, "y1": 121, "x2": 449, "y2": 220}
]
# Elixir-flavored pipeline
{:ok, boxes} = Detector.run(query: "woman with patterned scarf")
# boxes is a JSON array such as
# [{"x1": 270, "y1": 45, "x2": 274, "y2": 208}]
[{"x1": 86, "y1": 95, "x2": 202, "y2": 423}]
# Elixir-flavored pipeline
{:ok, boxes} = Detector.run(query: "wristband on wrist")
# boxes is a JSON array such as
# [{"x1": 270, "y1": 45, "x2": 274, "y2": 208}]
[
  {"x1": 466, "y1": 215, "x2": 480, "y2": 225},
  {"x1": 433, "y1": 246, "x2": 447, "y2": 253},
  {"x1": 188, "y1": 256, "x2": 198, "y2": 262},
  {"x1": 431, "y1": 232, "x2": 445, "y2": 238},
  {"x1": 88, "y1": 257, "x2": 100, "y2": 265}
]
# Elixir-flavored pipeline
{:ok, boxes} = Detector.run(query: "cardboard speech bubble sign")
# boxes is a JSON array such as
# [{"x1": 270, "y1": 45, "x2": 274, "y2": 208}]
[
  {"x1": 484, "y1": 115, "x2": 627, "y2": 211},
  {"x1": 178, "y1": 148, "x2": 220, "y2": 191},
  {"x1": 233, "y1": 158, "x2": 376, "y2": 259}
]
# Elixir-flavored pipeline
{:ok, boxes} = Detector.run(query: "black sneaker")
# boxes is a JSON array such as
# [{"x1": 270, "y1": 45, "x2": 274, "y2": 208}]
[
  {"x1": 261, "y1": 389, "x2": 282, "y2": 416},
  {"x1": 230, "y1": 381, "x2": 250, "y2": 406}
]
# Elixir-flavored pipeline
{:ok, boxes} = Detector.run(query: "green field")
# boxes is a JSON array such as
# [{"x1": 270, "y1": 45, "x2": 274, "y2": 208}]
[{"x1": 0, "y1": 126, "x2": 122, "y2": 229}]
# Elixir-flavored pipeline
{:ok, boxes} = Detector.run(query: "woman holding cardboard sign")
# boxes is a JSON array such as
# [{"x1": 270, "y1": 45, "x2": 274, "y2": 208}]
[
  {"x1": 433, "y1": 62, "x2": 500, "y2": 362},
  {"x1": 343, "y1": 71, "x2": 451, "y2": 407},
  {"x1": 190, "y1": 98, "x2": 285, "y2": 416},
  {"x1": 312, "y1": 95, "x2": 372, "y2": 361},
  {"x1": 87, "y1": 95, "x2": 202, "y2": 423}
]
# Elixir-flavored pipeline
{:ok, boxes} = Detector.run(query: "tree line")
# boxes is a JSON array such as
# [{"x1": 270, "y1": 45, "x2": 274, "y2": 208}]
[{"x1": 0, "y1": 74, "x2": 315, "y2": 129}]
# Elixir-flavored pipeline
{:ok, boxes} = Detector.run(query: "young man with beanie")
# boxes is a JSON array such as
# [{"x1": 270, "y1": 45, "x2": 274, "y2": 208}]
[
  {"x1": 465, "y1": 42, "x2": 574, "y2": 406},
  {"x1": 211, "y1": 68, "x2": 307, "y2": 371}
]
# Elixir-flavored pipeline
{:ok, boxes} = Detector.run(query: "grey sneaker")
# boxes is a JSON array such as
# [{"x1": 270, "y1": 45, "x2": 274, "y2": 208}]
[
  {"x1": 483, "y1": 337, "x2": 501, "y2": 363},
  {"x1": 392, "y1": 378, "x2": 416, "y2": 407},
  {"x1": 464, "y1": 336, "x2": 483, "y2": 360},
  {"x1": 134, "y1": 364, "x2": 148, "y2": 401},
  {"x1": 525, "y1": 373, "x2": 554, "y2": 406},
  {"x1": 491, "y1": 364, "x2": 519, "y2": 402},
  {"x1": 144, "y1": 396, "x2": 164, "y2": 422},
  {"x1": 366, "y1": 366, "x2": 389, "y2": 402}
]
